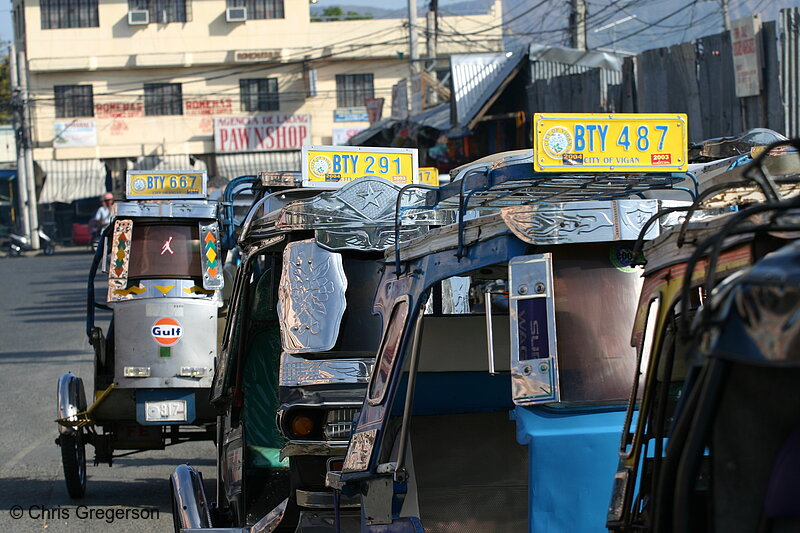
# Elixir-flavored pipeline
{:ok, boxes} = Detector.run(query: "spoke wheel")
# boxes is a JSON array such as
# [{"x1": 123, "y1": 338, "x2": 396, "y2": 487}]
[{"x1": 60, "y1": 433, "x2": 87, "y2": 498}]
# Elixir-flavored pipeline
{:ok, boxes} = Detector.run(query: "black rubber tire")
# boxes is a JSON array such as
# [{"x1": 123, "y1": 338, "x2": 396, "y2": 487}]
[{"x1": 60, "y1": 433, "x2": 87, "y2": 498}]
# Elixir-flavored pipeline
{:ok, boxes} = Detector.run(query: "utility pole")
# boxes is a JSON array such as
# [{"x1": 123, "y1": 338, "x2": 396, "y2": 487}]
[
  {"x1": 17, "y1": 48, "x2": 39, "y2": 249},
  {"x1": 9, "y1": 44, "x2": 31, "y2": 244},
  {"x1": 721, "y1": 0, "x2": 731, "y2": 31},
  {"x1": 408, "y1": 0, "x2": 420, "y2": 114},
  {"x1": 426, "y1": 0, "x2": 438, "y2": 70},
  {"x1": 570, "y1": 0, "x2": 587, "y2": 51},
  {"x1": 408, "y1": 0, "x2": 418, "y2": 68}
]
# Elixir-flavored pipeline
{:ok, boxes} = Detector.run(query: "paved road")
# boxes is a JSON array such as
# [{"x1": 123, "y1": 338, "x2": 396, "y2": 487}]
[{"x1": 0, "y1": 247, "x2": 216, "y2": 532}]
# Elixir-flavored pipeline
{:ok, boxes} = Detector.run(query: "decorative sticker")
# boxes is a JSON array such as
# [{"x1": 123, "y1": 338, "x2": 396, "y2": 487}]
[
  {"x1": 152, "y1": 317, "x2": 183, "y2": 346},
  {"x1": 200, "y1": 223, "x2": 223, "y2": 290},
  {"x1": 108, "y1": 219, "x2": 133, "y2": 302},
  {"x1": 610, "y1": 243, "x2": 639, "y2": 272}
]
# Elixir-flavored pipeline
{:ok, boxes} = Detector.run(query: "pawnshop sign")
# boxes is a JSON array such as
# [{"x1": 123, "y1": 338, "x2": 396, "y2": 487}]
[{"x1": 214, "y1": 113, "x2": 311, "y2": 152}]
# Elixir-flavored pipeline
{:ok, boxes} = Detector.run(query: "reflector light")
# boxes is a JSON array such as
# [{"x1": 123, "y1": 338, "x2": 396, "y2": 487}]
[
  {"x1": 179, "y1": 367, "x2": 209, "y2": 378},
  {"x1": 123, "y1": 366, "x2": 151, "y2": 377}
]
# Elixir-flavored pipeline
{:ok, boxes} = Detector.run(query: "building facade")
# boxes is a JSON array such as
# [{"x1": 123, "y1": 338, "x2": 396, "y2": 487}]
[{"x1": 13, "y1": 0, "x2": 503, "y2": 203}]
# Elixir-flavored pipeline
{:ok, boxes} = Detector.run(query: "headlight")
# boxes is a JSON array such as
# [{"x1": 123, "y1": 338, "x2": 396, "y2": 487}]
[{"x1": 286, "y1": 410, "x2": 324, "y2": 440}]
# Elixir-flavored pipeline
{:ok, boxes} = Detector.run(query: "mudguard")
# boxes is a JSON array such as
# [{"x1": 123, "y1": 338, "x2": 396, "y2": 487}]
[{"x1": 56, "y1": 372, "x2": 86, "y2": 436}]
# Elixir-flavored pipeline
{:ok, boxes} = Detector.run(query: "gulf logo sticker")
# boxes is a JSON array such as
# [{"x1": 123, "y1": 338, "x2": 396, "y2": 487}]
[{"x1": 152, "y1": 317, "x2": 183, "y2": 346}]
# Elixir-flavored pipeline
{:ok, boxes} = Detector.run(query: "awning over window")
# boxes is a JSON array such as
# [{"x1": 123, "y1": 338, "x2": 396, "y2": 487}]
[
  {"x1": 215, "y1": 150, "x2": 301, "y2": 179},
  {"x1": 38, "y1": 158, "x2": 107, "y2": 204},
  {"x1": 131, "y1": 154, "x2": 208, "y2": 172}
]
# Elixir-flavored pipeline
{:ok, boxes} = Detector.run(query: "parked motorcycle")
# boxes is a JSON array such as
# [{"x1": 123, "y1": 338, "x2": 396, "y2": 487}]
[{"x1": 7, "y1": 229, "x2": 55, "y2": 256}]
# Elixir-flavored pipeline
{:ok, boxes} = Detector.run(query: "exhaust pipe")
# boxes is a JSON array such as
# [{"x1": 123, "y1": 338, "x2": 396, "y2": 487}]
[{"x1": 170, "y1": 465, "x2": 213, "y2": 530}]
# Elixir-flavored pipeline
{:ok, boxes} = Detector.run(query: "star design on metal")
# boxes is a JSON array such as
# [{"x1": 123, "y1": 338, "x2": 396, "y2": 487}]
[{"x1": 355, "y1": 182, "x2": 385, "y2": 211}]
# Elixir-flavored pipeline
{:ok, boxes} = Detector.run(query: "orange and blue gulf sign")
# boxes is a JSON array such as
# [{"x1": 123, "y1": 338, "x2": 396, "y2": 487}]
[
  {"x1": 152, "y1": 317, "x2": 183, "y2": 346},
  {"x1": 533, "y1": 113, "x2": 688, "y2": 173}
]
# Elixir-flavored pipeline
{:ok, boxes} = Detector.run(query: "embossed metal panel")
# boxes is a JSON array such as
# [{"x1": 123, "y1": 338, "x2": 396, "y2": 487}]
[
  {"x1": 509, "y1": 254, "x2": 559, "y2": 405},
  {"x1": 273, "y1": 178, "x2": 440, "y2": 251},
  {"x1": 500, "y1": 199, "x2": 662, "y2": 245},
  {"x1": 278, "y1": 240, "x2": 348, "y2": 354},
  {"x1": 279, "y1": 353, "x2": 373, "y2": 387}
]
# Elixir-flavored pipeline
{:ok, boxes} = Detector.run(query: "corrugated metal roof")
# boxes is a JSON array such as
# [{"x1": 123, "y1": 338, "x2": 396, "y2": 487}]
[
  {"x1": 346, "y1": 103, "x2": 452, "y2": 146},
  {"x1": 350, "y1": 49, "x2": 527, "y2": 145},
  {"x1": 529, "y1": 44, "x2": 622, "y2": 73},
  {"x1": 450, "y1": 48, "x2": 527, "y2": 130},
  {"x1": 346, "y1": 118, "x2": 398, "y2": 146}
]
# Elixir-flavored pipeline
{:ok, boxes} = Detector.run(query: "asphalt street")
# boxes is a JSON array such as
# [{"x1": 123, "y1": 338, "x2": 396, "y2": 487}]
[{"x1": 0, "y1": 247, "x2": 216, "y2": 532}]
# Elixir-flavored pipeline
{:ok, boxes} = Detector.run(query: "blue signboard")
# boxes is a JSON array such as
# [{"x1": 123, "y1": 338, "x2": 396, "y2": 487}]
[
  {"x1": 517, "y1": 297, "x2": 550, "y2": 361},
  {"x1": 334, "y1": 107, "x2": 369, "y2": 122}
]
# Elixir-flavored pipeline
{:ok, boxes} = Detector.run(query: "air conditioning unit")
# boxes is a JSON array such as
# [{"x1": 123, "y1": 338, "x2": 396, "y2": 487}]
[
  {"x1": 127, "y1": 9, "x2": 149, "y2": 25},
  {"x1": 226, "y1": 7, "x2": 247, "y2": 22}
]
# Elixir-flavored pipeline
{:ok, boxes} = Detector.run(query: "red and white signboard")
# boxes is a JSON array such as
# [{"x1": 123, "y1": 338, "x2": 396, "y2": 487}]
[
  {"x1": 185, "y1": 98, "x2": 234, "y2": 116},
  {"x1": 730, "y1": 15, "x2": 762, "y2": 98},
  {"x1": 214, "y1": 114, "x2": 311, "y2": 152},
  {"x1": 95, "y1": 102, "x2": 144, "y2": 119},
  {"x1": 332, "y1": 126, "x2": 367, "y2": 145}
]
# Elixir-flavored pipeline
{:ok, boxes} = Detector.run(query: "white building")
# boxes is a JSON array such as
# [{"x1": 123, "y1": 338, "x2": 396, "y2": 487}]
[{"x1": 11, "y1": 0, "x2": 504, "y2": 203}]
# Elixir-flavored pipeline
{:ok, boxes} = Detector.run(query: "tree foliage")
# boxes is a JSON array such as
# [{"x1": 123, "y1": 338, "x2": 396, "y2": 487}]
[
  {"x1": 311, "y1": 6, "x2": 373, "y2": 21},
  {"x1": 0, "y1": 56, "x2": 11, "y2": 124}
]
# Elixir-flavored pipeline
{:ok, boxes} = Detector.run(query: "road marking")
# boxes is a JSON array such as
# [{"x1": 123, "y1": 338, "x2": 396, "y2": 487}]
[{"x1": 1, "y1": 435, "x2": 46, "y2": 475}]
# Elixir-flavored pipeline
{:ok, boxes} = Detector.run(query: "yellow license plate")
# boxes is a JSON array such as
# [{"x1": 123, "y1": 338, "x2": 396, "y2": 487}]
[
  {"x1": 533, "y1": 113, "x2": 688, "y2": 173},
  {"x1": 126, "y1": 171, "x2": 207, "y2": 199},
  {"x1": 419, "y1": 167, "x2": 440, "y2": 186},
  {"x1": 302, "y1": 146, "x2": 419, "y2": 187}
]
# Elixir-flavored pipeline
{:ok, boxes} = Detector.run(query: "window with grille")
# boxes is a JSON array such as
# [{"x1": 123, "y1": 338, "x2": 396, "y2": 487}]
[
  {"x1": 128, "y1": 0, "x2": 191, "y2": 23},
  {"x1": 55, "y1": 85, "x2": 94, "y2": 118},
  {"x1": 226, "y1": 0, "x2": 284, "y2": 20},
  {"x1": 336, "y1": 74, "x2": 374, "y2": 107},
  {"x1": 40, "y1": 0, "x2": 99, "y2": 29},
  {"x1": 144, "y1": 83, "x2": 183, "y2": 116},
  {"x1": 240, "y1": 78, "x2": 279, "y2": 112}
]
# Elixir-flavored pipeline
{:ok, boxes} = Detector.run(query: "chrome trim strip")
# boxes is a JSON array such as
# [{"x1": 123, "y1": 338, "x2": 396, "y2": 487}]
[
  {"x1": 280, "y1": 440, "x2": 349, "y2": 459},
  {"x1": 116, "y1": 201, "x2": 217, "y2": 219},
  {"x1": 295, "y1": 489, "x2": 361, "y2": 509}
]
